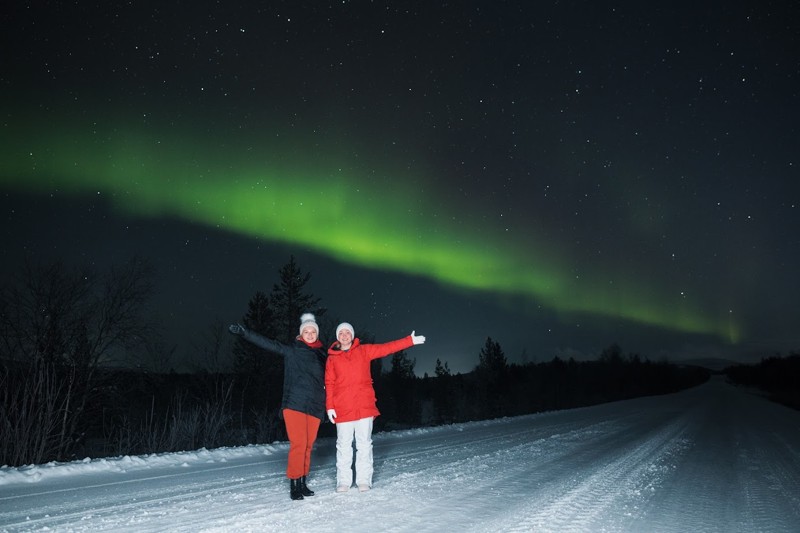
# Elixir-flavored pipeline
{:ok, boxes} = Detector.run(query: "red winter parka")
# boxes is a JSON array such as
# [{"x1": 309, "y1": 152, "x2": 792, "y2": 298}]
[{"x1": 325, "y1": 336, "x2": 414, "y2": 424}]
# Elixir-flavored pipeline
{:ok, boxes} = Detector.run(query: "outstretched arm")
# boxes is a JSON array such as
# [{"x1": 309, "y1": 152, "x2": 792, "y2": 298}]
[
  {"x1": 363, "y1": 332, "x2": 425, "y2": 360},
  {"x1": 228, "y1": 323, "x2": 290, "y2": 356}
]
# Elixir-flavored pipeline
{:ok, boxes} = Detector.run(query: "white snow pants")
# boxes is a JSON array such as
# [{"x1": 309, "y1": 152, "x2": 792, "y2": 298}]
[{"x1": 335, "y1": 416, "x2": 374, "y2": 488}]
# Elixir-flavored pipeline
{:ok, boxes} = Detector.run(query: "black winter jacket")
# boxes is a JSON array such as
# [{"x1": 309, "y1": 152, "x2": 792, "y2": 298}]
[{"x1": 241, "y1": 330, "x2": 327, "y2": 420}]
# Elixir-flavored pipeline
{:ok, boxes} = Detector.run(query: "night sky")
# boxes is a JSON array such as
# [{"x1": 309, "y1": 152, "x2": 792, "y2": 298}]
[{"x1": 2, "y1": 1, "x2": 798, "y2": 375}]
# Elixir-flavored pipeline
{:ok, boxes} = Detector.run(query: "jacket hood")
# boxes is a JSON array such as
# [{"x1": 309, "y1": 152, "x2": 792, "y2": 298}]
[{"x1": 328, "y1": 337, "x2": 361, "y2": 355}]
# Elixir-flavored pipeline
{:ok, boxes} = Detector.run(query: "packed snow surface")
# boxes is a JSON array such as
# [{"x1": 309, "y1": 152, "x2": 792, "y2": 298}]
[{"x1": 2, "y1": 376, "x2": 799, "y2": 532}]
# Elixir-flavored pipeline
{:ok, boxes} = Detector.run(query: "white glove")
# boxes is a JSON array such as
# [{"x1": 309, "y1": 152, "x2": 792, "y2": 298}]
[
  {"x1": 411, "y1": 331, "x2": 426, "y2": 345},
  {"x1": 327, "y1": 409, "x2": 337, "y2": 424}
]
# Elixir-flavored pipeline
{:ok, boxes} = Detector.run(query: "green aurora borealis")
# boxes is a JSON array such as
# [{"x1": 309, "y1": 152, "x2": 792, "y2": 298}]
[{"x1": 1, "y1": 112, "x2": 741, "y2": 344}]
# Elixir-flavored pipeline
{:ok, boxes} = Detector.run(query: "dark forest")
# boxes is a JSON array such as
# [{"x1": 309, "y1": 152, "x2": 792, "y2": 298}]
[{"x1": 3, "y1": 256, "x2": 791, "y2": 468}]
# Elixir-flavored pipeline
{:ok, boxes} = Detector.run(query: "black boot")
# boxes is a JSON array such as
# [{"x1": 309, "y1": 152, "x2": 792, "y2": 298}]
[
  {"x1": 300, "y1": 476, "x2": 314, "y2": 497},
  {"x1": 290, "y1": 478, "x2": 304, "y2": 500}
]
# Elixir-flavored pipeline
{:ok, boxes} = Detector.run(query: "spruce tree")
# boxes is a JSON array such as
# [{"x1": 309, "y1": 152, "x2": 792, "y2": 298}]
[
  {"x1": 476, "y1": 337, "x2": 509, "y2": 418},
  {"x1": 433, "y1": 358, "x2": 454, "y2": 424},
  {"x1": 230, "y1": 256, "x2": 325, "y2": 442},
  {"x1": 434, "y1": 358, "x2": 451, "y2": 377},
  {"x1": 269, "y1": 255, "x2": 324, "y2": 344},
  {"x1": 386, "y1": 350, "x2": 418, "y2": 425}
]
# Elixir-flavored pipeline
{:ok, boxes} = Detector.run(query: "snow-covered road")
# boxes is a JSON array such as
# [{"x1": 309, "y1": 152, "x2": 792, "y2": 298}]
[{"x1": 2, "y1": 376, "x2": 799, "y2": 532}]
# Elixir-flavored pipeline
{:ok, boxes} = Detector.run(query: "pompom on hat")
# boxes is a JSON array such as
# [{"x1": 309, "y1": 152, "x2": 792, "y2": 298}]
[
  {"x1": 299, "y1": 313, "x2": 320, "y2": 336},
  {"x1": 336, "y1": 322, "x2": 354, "y2": 338}
]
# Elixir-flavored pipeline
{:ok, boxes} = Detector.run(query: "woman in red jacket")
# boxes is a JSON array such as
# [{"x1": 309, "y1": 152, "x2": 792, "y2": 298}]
[{"x1": 325, "y1": 322, "x2": 425, "y2": 492}]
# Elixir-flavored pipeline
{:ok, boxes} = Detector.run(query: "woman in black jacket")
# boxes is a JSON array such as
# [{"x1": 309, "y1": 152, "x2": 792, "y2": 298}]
[{"x1": 229, "y1": 313, "x2": 326, "y2": 501}]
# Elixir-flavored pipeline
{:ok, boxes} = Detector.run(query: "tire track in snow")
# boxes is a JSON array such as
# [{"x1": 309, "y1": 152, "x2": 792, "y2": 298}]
[
  {"x1": 727, "y1": 399, "x2": 800, "y2": 532},
  {"x1": 488, "y1": 414, "x2": 693, "y2": 532},
  {"x1": 0, "y1": 456, "x2": 290, "y2": 532},
  {"x1": 1, "y1": 473, "x2": 276, "y2": 532},
  {"x1": 636, "y1": 383, "x2": 800, "y2": 533},
  {"x1": 335, "y1": 420, "x2": 628, "y2": 532},
  {"x1": 4, "y1": 378, "x2": 798, "y2": 532}
]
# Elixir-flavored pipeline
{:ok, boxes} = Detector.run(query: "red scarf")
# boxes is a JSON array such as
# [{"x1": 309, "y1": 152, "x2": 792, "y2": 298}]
[{"x1": 299, "y1": 337, "x2": 323, "y2": 349}]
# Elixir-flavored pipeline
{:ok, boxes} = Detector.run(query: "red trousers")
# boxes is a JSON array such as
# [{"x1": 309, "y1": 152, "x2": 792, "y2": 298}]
[{"x1": 282, "y1": 408, "x2": 320, "y2": 479}]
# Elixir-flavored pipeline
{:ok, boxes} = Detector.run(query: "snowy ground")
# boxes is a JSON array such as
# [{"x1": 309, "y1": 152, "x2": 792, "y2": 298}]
[{"x1": 2, "y1": 376, "x2": 799, "y2": 532}]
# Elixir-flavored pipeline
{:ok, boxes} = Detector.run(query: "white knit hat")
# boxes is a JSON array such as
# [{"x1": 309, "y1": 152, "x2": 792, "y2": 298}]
[
  {"x1": 299, "y1": 313, "x2": 319, "y2": 336},
  {"x1": 335, "y1": 322, "x2": 354, "y2": 338}
]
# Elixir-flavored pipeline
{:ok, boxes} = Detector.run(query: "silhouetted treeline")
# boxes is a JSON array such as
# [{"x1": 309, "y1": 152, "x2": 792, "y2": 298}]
[
  {"x1": 1, "y1": 256, "x2": 711, "y2": 467},
  {"x1": 1, "y1": 342, "x2": 710, "y2": 465},
  {"x1": 373, "y1": 342, "x2": 711, "y2": 431},
  {"x1": 725, "y1": 353, "x2": 800, "y2": 410}
]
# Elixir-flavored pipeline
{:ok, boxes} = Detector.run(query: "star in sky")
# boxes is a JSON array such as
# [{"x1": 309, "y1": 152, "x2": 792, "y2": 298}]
[{"x1": 1, "y1": 1, "x2": 798, "y2": 374}]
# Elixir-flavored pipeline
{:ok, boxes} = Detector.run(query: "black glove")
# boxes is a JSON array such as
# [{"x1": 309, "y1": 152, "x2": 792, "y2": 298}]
[{"x1": 228, "y1": 323, "x2": 246, "y2": 336}]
